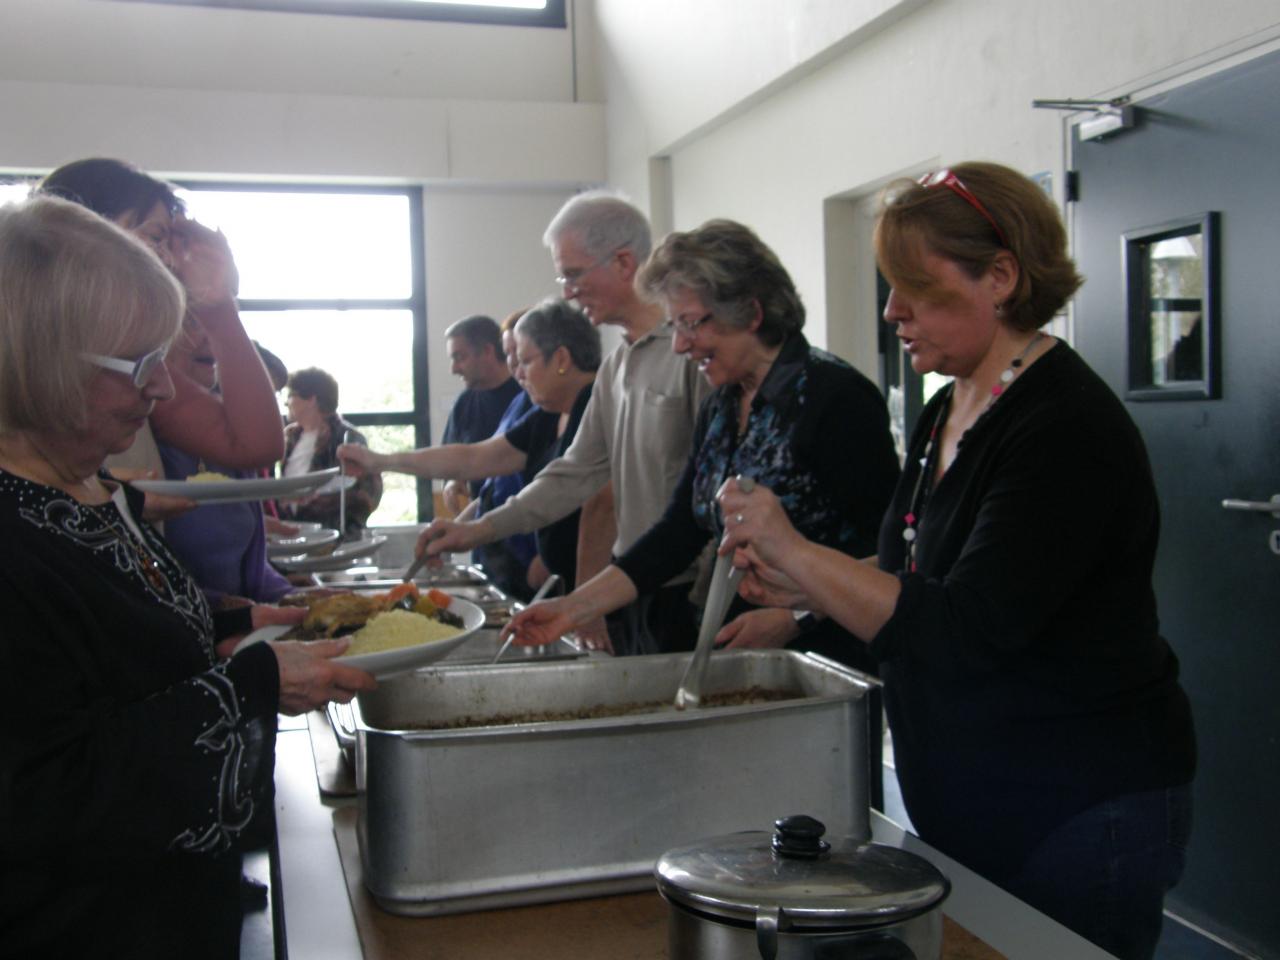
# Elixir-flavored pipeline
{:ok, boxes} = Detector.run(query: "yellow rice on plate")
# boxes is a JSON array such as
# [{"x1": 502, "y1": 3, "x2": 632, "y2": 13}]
[
  {"x1": 342, "y1": 609, "x2": 462, "y2": 657},
  {"x1": 188, "y1": 471, "x2": 234, "y2": 482}
]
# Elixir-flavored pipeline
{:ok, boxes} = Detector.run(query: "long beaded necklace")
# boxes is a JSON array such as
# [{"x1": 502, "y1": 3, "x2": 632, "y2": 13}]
[{"x1": 900, "y1": 332, "x2": 1046, "y2": 573}]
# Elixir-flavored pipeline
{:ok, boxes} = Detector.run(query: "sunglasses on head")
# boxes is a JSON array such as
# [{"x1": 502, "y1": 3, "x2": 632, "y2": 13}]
[{"x1": 918, "y1": 169, "x2": 1010, "y2": 248}]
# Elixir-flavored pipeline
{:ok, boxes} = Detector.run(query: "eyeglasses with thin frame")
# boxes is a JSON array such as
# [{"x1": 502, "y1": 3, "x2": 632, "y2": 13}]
[
  {"x1": 555, "y1": 247, "x2": 623, "y2": 291},
  {"x1": 669, "y1": 312, "x2": 714, "y2": 338},
  {"x1": 80, "y1": 347, "x2": 167, "y2": 387},
  {"x1": 918, "y1": 169, "x2": 1010, "y2": 248}
]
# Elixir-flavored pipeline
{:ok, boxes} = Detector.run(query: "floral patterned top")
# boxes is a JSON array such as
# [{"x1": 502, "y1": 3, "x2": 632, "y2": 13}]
[{"x1": 616, "y1": 333, "x2": 900, "y2": 596}]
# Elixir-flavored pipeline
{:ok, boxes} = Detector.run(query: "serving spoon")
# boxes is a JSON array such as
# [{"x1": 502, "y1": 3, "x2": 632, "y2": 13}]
[{"x1": 673, "y1": 475, "x2": 754, "y2": 710}]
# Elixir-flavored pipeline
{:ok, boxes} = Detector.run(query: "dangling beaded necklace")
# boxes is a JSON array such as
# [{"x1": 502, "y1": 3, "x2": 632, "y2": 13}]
[{"x1": 900, "y1": 331, "x2": 1046, "y2": 573}]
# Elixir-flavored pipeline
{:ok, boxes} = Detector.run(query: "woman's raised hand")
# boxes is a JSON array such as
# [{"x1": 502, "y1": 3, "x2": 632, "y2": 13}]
[{"x1": 170, "y1": 217, "x2": 239, "y2": 310}]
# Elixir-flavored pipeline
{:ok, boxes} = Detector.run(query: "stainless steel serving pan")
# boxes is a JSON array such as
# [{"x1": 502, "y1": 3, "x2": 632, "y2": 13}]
[{"x1": 346, "y1": 650, "x2": 877, "y2": 916}]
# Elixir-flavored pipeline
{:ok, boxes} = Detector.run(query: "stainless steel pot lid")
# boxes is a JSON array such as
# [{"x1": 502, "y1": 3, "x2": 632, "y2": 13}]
[{"x1": 655, "y1": 815, "x2": 950, "y2": 930}]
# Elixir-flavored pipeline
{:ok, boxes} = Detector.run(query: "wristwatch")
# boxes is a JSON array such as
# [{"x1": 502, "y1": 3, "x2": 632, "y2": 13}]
[{"x1": 792, "y1": 609, "x2": 819, "y2": 634}]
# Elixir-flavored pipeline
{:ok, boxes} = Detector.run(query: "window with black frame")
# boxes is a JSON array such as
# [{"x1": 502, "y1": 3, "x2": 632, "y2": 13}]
[
  {"x1": 105, "y1": 0, "x2": 565, "y2": 28},
  {"x1": 177, "y1": 183, "x2": 430, "y2": 525}
]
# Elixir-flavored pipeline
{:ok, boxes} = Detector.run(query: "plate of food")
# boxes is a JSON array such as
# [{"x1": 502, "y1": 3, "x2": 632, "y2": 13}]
[
  {"x1": 240, "y1": 585, "x2": 484, "y2": 678},
  {"x1": 133, "y1": 468, "x2": 340, "y2": 504},
  {"x1": 271, "y1": 535, "x2": 387, "y2": 572},
  {"x1": 266, "y1": 527, "x2": 341, "y2": 558}
]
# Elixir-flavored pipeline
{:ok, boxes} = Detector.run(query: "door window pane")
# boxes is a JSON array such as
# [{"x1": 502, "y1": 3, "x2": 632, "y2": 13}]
[
  {"x1": 1123, "y1": 212, "x2": 1219, "y2": 400},
  {"x1": 178, "y1": 190, "x2": 413, "y2": 301}
]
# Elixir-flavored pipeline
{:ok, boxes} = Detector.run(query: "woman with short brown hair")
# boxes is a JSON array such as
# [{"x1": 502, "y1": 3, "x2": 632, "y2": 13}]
[{"x1": 717, "y1": 162, "x2": 1195, "y2": 960}]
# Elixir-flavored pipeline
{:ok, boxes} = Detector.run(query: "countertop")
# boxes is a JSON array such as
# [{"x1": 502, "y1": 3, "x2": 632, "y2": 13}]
[{"x1": 272, "y1": 720, "x2": 1117, "y2": 959}]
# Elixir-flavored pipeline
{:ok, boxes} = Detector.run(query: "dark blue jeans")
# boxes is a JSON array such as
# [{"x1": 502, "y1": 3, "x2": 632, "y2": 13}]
[{"x1": 1002, "y1": 784, "x2": 1193, "y2": 960}]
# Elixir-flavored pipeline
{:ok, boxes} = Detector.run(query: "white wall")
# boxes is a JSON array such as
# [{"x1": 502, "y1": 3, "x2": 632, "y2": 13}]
[
  {"x1": 0, "y1": 0, "x2": 607, "y2": 439},
  {"x1": 423, "y1": 187, "x2": 574, "y2": 440},
  {"x1": 594, "y1": 0, "x2": 1280, "y2": 373}
]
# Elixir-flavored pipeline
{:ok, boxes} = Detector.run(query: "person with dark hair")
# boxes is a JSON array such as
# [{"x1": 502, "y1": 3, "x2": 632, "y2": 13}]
[
  {"x1": 714, "y1": 162, "x2": 1196, "y2": 960},
  {"x1": 281, "y1": 367, "x2": 382, "y2": 537},
  {"x1": 438, "y1": 313, "x2": 522, "y2": 517},
  {"x1": 342, "y1": 300, "x2": 600, "y2": 587},
  {"x1": 0, "y1": 195, "x2": 375, "y2": 959},
  {"x1": 419, "y1": 191, "x2": 708, "y2": 656},
  {"x1": 36, "y1": 159, "x2": 283, "y2": 484},
  {"x1": 502, "y1": 220, "x2": 899, "y2": 674}
]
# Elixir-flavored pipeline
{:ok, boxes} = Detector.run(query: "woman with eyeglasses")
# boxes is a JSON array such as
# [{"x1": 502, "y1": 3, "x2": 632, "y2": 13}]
[
  {"x1": 37, "y1": 158, "x2": 284, "y2": 497},
  {"x1": 0, "y1": 196, "x2": 375, "y2": 958},
  {"x1": 500, "y1": 219, "x2": 900, "y2": 674},
  {"x1": 715, "y1": 162, "x2": 1196, "y2": 960},
  {"x1": 339, "y1": 299, "x2": 602, "y2": 588}
]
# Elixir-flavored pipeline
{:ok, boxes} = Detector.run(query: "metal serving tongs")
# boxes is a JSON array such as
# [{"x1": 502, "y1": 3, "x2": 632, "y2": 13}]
[
  {"x1": 337, "y1": 429, "x2": 354, "y2": 540},
  {"x1": 491, "y1": 573, "x2": 563, "y2": 664},
  {"x1": 674, "y1": 475, "x2": 754, "y2": 710}
]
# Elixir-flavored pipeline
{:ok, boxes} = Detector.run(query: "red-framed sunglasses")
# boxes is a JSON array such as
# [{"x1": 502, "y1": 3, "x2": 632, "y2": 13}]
[{"x1": 918, "y1": 169, "x2": 1010, "y2": 248}]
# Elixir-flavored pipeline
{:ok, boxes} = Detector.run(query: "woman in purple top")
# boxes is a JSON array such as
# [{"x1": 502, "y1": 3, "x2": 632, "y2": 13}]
[{"x1": 157, "y1": 316, "x2": 292, "y2": 605}]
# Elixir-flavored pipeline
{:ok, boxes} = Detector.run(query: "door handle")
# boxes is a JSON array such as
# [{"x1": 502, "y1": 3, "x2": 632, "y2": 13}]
[{"x1": 1221, "y1": 494, "x2": 1280, "y2": 518}]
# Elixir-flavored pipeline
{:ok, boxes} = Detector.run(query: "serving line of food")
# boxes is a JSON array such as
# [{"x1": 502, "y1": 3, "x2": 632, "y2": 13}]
[{"x1": 231, "y1": 528, "x2": 1108, "y2": 959}]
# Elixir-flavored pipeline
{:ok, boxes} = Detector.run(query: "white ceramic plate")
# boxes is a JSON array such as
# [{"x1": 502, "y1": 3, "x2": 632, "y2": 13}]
[
  {"x1": 236, "y1": 596, "x2": 484, "y2": 679},
  {"x1": 133, "y1": 468, "x2": 339, "y2": 504},
  {"x1": 266, "y1": 527, "x2": 341, "y2": 558},
  {"x1": 271, "y1": 535, "x2": 388, "y2": 572},
  {"x1": 270, "y1": 521, "x2": 324, "y2": 537}
]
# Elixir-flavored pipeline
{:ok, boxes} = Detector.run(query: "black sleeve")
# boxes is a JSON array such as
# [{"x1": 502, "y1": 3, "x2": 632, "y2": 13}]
[
  {"x1": 0, "y1": 556, "x2": 280, "y2": 863},
  {"x1": 212, "y1": 606, "x2": 254, "y2": 640}
]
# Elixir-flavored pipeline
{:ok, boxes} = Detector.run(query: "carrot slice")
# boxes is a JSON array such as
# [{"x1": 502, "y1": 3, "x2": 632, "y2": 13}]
[
  {"x1": 384, "y1": 583, "x2": 419, "y2": 606},
  {"x1": 426, "y1": 587, "x2": 452, "y2": 608}
]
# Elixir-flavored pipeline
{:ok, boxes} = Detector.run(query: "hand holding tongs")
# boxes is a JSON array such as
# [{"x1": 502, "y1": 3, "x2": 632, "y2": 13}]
[
  {"x1": 491, "y1": 573, "x2": 563, "y2": 664},
  {"x1": 674, "y1": 475, "x2": 754, "y2": 710}
]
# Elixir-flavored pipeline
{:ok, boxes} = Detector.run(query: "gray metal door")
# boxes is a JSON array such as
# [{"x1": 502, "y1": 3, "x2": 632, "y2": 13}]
[{"x1": 1072, "y1": 50, "x2": 1280, "y2": 958}]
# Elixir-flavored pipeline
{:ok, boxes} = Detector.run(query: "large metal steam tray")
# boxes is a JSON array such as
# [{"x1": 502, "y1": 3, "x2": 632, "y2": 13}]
[{"x1": 344, "y1": 650, "x2": 878, "y2": 916}]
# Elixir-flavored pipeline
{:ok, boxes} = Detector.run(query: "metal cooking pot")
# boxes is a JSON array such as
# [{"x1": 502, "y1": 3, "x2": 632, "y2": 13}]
[{"x1": 655, "y1": 815, "x2": 950, "y2": 960}]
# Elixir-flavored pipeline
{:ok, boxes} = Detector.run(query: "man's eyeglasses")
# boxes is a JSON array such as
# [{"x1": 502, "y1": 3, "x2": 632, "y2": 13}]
[
  {"x1": 669, "y1": 312, "x2": 714, "y2": 338},
  {"x1": 918, "y1": 169, "x2": 1010, "y2": 248},
  {"x1": 81, "y1": 347, "x2": 167, "y2": 387},
  {"x1": 555, "y1": 247, "x2": 622, "y2": 291}
]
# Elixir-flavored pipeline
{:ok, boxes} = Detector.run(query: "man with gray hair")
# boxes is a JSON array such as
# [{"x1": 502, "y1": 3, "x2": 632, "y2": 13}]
[{"x1": 420, "y1": 190, "x2": 710, "y2": 656}]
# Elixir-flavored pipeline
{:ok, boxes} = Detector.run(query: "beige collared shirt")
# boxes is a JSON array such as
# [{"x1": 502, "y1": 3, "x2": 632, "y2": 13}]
[{"x1": 483, "y1": 323, "x2": 710, "y2": 579}]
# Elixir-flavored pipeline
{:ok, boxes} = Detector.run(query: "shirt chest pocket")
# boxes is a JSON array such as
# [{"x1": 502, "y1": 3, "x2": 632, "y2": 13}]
[{"x1": 639, "y1": 387, "x2": 692, "y2": 464}]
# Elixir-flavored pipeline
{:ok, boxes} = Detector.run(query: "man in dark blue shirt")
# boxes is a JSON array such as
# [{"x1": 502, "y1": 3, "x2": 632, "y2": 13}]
[{"x1": 440, "y1": 314, "x2": 522, "y2": 513}]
